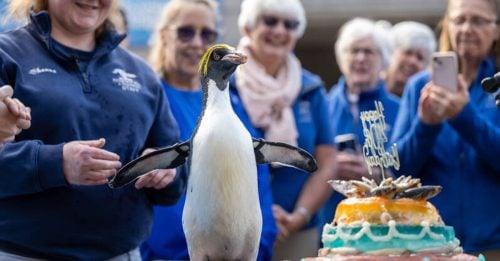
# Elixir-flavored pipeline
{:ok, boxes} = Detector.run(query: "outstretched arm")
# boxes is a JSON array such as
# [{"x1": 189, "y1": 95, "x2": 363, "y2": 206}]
[{"x1": 0, "y1": 138, "x2": 121, "y2": 198}]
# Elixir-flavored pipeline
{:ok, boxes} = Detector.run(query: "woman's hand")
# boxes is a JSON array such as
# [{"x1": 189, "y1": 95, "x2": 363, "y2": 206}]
[
  {"x1": 335, "y1": 151, "x2": 381, "y2": 182},
  {"x1": 63, "y1": 138, "x2": 122, "y2": 185},
  {"x1": 134, "y1": 148, "x2": 177, "y2": 189},
  {"x1": 0, "y1": 85, "x2": 31, "y2": 143},
  {"x1": 272, "y1": 204, "x2": 307, "y2": 244},
  {"x1": 418, "y1": 77, "x2": 469, "y2": 125}
]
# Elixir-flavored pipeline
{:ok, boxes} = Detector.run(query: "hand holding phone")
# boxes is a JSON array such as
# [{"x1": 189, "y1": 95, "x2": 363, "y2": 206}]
[
  {"x1": 334, "y1": 133, "x2": 358, "y2": 154},
  {"x1": 431, "y1": 52, "x2": 458, "y2": 91}
]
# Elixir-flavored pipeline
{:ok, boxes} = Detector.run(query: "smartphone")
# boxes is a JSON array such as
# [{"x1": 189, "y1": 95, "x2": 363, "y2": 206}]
[
  {"x1": 431, "y1": 52, "x2": 458, "y2": 91},
  {"x1": 334, "y1": 133, "x2": 358, "y2": 154}
]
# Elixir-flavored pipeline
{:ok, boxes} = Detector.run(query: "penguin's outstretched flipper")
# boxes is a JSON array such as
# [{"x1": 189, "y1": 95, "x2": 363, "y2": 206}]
[
  {"x1": 252, "y1": 138, "x2": 318, "y2": 173},
  {"x1": 108, "y1": 141, "x2": 190, "y2": 188}
]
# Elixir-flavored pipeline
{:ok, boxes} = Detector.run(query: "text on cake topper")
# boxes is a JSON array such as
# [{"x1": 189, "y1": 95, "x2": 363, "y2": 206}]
[{"x1": 360, "y1": 101, "x2": 400, "y2": 180}]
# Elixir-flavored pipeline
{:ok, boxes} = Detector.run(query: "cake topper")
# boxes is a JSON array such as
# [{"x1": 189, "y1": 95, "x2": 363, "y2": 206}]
[
  {"x1": 359, "y1": 101, "x2": 399, "y2": 180},
  {"x1": 329, "y1": 101, "x2": 442, "y2": 200}
]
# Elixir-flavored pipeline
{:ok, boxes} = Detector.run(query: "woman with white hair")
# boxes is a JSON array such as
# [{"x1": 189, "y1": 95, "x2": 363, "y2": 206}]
[
  {"x1": 319, "y1": 17, "x2": 400, "y2": 230},
  {"x1": 230, "y1": 0, "x2": 336, "y2": 260},
  {"x1": 384, "y1": 21, "x2": 437, "y2": 97}
]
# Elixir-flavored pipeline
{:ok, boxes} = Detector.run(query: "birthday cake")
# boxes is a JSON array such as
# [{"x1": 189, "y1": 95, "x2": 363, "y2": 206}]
[
  {"x1": 304, "y1": 102, "x2": 483, "y2": 261},
  {"x1": 309, "y1": 176, "x2": 483, "y2": 260}
]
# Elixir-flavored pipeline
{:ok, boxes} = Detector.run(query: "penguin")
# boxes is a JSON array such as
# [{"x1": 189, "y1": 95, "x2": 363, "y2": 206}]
[{"x1": 109, "y1": 44, "x2": 317, "y2": 260}]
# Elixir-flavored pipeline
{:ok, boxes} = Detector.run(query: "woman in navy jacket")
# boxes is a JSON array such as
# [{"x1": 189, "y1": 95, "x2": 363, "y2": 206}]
[{"x1": 0, "y1": 1, "x2": 184, "y2": 260}]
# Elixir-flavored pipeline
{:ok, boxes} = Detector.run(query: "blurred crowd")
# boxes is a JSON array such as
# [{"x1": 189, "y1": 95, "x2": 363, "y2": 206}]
[{"x1": 0, "y1": 0, "x2": 498, "y2": 260}]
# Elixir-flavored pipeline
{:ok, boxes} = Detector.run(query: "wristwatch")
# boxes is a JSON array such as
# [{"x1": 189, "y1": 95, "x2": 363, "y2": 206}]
[{"x1": 295, "y1": 206, "x2": 311, "y2": 224}]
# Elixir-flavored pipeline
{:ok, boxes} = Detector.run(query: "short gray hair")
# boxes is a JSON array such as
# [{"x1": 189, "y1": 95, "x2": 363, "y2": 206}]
[
  {"x1": 390, "y1": 21, "x2": 436, "y2": 66},
  {"x1": 238, "y1": 0, "x2": 306, "y2": 38},
  {"x1": 335, "y1": 18, "x2": 391, "y2": 68}
]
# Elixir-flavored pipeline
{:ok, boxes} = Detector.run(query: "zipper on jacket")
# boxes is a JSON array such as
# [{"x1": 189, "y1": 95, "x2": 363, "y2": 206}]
[{"x1": 74, "y1": 58, "x2": 92, "y2": 93}]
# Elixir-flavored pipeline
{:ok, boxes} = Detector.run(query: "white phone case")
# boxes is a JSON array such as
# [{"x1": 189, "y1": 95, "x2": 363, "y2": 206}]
[{"x1": 431, "y1": 52, "x2": 458, "y2": 91}]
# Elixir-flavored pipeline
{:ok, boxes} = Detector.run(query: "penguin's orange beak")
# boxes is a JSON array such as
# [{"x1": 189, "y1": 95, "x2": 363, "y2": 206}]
[{"x1": 221, "y1": 52, "x2": 247, "y2": 65}]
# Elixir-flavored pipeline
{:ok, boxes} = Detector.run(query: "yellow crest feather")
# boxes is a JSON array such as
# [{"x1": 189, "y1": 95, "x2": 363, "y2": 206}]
[{"x1": 198, "y1": 44, "x2": 233, "y2": 76}]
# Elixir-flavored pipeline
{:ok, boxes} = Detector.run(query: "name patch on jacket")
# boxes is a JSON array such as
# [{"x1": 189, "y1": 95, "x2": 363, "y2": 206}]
[{"x1": 29, "y1": 67, "x2": 57, "y2": 75}]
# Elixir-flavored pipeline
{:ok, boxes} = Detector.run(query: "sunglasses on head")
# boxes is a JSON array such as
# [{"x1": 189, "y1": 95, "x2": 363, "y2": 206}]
[
  {"x1": 173, "y1": 25, "x2": 218, "y2": 45},
  {"x1": 261, "y1": 15, "x2": 300, "y2": 31}
]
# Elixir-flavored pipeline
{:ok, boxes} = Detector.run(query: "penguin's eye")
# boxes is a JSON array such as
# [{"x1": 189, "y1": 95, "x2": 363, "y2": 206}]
[{"x1": 213, "y1": 53, "x2": 221, "y2": 60}]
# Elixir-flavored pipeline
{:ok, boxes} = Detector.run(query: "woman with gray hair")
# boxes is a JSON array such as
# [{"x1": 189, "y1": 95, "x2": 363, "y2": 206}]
[
  {"x1": 230, "y1": 0, "x2": 336, "y2": 260},
  {"x1": 384, "y1": 21, "x2": 437, "y2": 97},
  {"x1": 319, "y1": 17, "x2": 400, "y2": 232}
]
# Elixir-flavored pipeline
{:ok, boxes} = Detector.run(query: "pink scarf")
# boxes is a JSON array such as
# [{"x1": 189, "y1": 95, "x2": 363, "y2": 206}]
[{"x1": 235, "y1": 37, "x2": 301, "y2": 146}]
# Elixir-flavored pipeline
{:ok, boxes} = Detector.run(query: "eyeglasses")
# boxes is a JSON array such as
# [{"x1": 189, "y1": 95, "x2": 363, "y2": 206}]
[
  {"x1": 171, "y1": 25, "x2": 218, "y2": 45},
  {"x1": 261, "y1": 15, "x2": 300, "y2": 31},
  {"x1": 449, "y1": 15, "x2": 498, "y2": 28},
  {"x1": 347, "y1": 47, "x2": 379, "y2": 57}
]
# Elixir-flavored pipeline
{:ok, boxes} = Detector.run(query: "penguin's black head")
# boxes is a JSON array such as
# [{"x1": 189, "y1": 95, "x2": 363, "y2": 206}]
[{"x1": 199, "y1": 44, "x2": 247, "y2": 90}]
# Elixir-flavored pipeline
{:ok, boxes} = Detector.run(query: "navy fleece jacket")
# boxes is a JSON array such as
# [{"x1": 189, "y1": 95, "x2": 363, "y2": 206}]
[{"x1": 0, "y1": 11, "x2": 185, "y2": 260}]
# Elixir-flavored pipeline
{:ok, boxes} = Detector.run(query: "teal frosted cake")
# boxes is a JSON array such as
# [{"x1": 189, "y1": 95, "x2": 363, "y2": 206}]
[
  {"x1": 323, "y1": 221, "x2": 459, "y2": 256},
  {"x1": 312, "y1": 176, "x2": 483, "y2": 261}
]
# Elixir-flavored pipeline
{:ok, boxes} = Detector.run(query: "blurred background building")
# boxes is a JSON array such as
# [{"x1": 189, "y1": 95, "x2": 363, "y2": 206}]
[{"x1": 0, "y1": 0, "x2": 448, "y2": 88}]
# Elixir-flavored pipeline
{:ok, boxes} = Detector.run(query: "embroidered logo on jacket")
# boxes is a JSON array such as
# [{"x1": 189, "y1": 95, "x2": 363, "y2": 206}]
[
  {"x1": 29, "y1": 67, "x2": 57, "y2": 75},
  {"x1": 112, "y1": 68, "x2": 141, "y2": 92}
]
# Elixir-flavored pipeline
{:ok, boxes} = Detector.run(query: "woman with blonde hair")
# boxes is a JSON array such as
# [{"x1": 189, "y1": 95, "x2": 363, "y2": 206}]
[
  {"x1": 0, "y1": 0, "x2": 184, "y2": 260},
  {"x1": 391, "y1": 0, "x2": 500, "y2": 259},
  {"x1": 140, "y1": 0, "x2": 277, "y2": 260}
]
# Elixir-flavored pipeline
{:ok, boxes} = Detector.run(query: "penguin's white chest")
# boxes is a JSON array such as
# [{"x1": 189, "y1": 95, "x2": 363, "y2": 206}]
[
  {"x1": 183, "y1": 80, "x2": 261, "y2": 254},
  {"x1": 191, "y1": 82, "x2": 257, "y2": 185},
  {"x1": 192, "y1": 110, "x2": 255, "y2": 179}
]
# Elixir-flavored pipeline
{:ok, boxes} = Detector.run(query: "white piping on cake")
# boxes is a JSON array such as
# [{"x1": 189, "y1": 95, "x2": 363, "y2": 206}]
[
  {"x1": 321, "y1": 221, "x2": 462, "y2": 256},
  {"x1": 323, "y1": 220, "x2": 444, "y2": 242}
]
